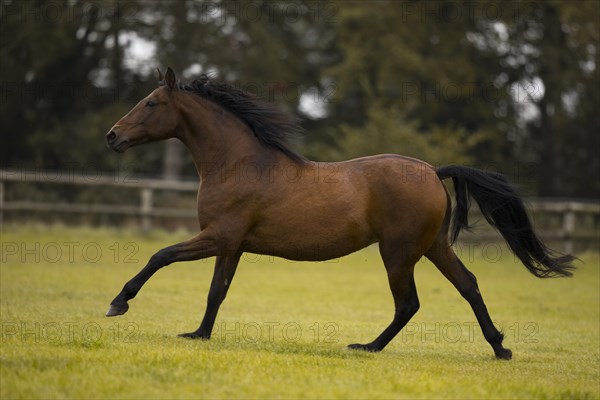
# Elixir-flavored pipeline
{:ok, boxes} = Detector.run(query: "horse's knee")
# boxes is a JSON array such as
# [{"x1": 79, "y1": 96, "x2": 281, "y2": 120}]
[
  {"x1": 408, "y1": 298, "x2": 420, "y2": 316},
  {"x1": 149, "y1": 248, "x2": 174, "y2": 266},
  {"x1": 396, "y1": 296, "x2": 420, "y2": 318}
]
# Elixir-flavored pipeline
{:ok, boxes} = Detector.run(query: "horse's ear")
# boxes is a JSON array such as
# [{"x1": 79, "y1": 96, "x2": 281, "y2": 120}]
[
  {"x1": 165, "y1": 67, "x2": 177, "y2": 91},
  {"x1": 157, "y1": 68, "x2": 164, "y2": 84}
]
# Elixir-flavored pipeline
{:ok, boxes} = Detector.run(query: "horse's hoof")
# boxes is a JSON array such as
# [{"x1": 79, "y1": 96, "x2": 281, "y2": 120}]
[
  {"x1": 495, "y1": 348, "x2": 512, "y2": 360},
  {"x1": 178, "y1": 331, "x2": 209, "y2": 340},
  {"x1": 105, "y1": 303, "x2": 129, "y2": 317},
  {"x1": 347, "y1": 343, "x2": 380, "y2": 352}
]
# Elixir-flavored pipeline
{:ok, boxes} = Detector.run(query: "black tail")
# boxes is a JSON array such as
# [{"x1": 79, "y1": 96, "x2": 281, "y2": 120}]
[{"x1": 436, "y1": 165, "x2": 575, "y2": 278}]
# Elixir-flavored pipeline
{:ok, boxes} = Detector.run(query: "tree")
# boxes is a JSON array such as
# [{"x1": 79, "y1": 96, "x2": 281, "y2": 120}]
[
  {"x1": 309, "y1": 0, "x2": 599, "y2": 197},
  {"x1": 0, "y1": 0, "x2": 151, "y2": 172},
  {"x1": 1, "y1": 0, "x2": 597, "y2": 199},
  {"x1": 464, "y1": 0, "x2": 599, "y2": 197},
  {"x1": 309, "y1": 1, "x2": 509, "y2": 167}
]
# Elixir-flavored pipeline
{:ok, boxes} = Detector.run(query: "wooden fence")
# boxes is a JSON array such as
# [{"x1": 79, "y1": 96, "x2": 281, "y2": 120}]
[{"x1": 1, "y1": 169, "x2": 598, "y2": 252}]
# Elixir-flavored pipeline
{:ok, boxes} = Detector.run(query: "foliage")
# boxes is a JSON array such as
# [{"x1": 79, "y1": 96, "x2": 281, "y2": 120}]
[
  {"x1": 1, "y1": 0, "x2": 598, "y2": 197},
  {"x1": 318, "y1": 103, "x2": 488, "y2": 165}
]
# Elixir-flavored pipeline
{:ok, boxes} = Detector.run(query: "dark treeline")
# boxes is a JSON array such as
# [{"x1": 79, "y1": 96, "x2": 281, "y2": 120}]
[{"x1": 1, "y1": 0, "x2": 598, "y2": 198}]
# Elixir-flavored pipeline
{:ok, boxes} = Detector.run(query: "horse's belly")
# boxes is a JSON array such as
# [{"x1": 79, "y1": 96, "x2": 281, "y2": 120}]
[
  {"x1": 241, "y1": 208, "x2": 376, "y2": 261},
  {"x1": 242, "y1": 235, "x2": 375, "y2": 261}
]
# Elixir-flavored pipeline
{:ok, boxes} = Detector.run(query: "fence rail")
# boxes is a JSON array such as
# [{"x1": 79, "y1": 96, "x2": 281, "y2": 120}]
[{"x1": 1, "y1": 169, "x2": 598, "y2": 252}]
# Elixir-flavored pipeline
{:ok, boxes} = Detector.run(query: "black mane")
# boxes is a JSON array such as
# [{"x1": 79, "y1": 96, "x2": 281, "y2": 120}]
[{"x1": 177, "y1": 75, "x2": 305, "y2": 163}]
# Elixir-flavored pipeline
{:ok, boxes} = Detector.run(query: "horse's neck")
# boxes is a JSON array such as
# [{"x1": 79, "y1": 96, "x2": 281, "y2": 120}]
[{"x1": 176, "y1": 94, "x2": 270, "y2": 181}]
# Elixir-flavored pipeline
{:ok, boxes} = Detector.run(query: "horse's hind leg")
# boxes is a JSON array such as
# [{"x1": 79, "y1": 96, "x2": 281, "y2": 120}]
[
  {"x1": 348, "y1": 243, "x2": 420, "y2": 352},
  {"x1": 426, "y1": 242, "x2": 512, "y2": 360}
]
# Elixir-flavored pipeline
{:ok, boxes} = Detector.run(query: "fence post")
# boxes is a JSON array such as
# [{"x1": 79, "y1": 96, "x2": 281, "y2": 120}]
[
  {"x1": 141, "y1": 187, "x2": 153, "y2": 232},
  {"x1": 562, "y1": 202, "x2": 575, "y2": 255}
]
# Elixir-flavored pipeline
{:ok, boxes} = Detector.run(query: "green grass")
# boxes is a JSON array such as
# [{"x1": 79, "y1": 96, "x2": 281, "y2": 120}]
[{"x1": 1, "y1": 224, "x2": 598, "y2": 399}]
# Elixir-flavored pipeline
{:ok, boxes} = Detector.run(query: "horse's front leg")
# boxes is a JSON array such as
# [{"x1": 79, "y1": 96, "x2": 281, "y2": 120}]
[
  {"x1": 105, "y1": 232, "x2": 219, "y2": 317},
  {"x1": 179, "y1": 253, "x2": 241, "y2": 339}
]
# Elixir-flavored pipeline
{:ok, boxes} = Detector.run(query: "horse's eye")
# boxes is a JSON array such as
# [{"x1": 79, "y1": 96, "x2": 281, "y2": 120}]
[{"x1": 146, "y1": 100, "x2": 156, "y2": 107}]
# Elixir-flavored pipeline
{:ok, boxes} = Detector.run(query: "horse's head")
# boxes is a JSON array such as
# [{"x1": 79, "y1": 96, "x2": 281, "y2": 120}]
[{"x1": 106, "y1": 67, "x2": 180, "y2": 152}]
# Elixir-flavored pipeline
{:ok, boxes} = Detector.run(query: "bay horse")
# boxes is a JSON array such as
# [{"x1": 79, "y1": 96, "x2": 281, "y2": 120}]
[{"x1": 105, "y1": 67, "x2": 575, "y2": 359}]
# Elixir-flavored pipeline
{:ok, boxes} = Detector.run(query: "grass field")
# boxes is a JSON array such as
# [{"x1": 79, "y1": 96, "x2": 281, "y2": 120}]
[{"x1": 1, "y1": 224, "x2": 598, "y2": 399}]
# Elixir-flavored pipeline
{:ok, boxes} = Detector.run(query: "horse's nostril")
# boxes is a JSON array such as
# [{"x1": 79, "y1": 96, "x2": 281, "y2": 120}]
[{"x1": 107, "y1": 131, "x2": 117, "y2": 143}]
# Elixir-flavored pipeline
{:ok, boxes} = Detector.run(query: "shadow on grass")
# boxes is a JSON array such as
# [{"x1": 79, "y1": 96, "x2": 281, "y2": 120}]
[{"x1": 149, "y1": 332, "x2": 508, "y2": 363}]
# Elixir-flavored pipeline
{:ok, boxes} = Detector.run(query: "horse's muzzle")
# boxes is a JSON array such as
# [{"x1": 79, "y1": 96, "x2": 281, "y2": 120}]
[
  {"x1": 106, "y1": 130, "x2": 129, "y2": 153},
  {"x1": 106, "y1": 130, "x2": 118, "y2": 145}
]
